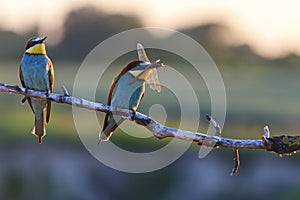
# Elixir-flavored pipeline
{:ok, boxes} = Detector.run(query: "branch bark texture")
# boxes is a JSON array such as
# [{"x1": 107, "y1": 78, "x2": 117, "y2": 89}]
[{"x1": 1, "y1": 83, "x2": 299, "y2": 156}]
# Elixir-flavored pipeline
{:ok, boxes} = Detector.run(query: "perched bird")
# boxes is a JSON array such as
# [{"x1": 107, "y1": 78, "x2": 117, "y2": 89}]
[
  {"x1": 19, "y1": 36, "x2": 54, "y2": 144},
  {"x1": 99, "y1": 60, "x2": 163, "y2": 142}
]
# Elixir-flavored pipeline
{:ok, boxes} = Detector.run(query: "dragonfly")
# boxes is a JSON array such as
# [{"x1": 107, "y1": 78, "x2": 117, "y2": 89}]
[{"x1": 131, "y1": 43, "x2": 162, "y2": 93}]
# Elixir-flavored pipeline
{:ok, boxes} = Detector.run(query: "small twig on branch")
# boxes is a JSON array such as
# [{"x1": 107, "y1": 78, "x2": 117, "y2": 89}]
[
  {"x1": 206, "y1": 114, "x2": 221, "y2": 137},
  {"x1": 62, "y1": 85, "x2": 70, "y2": 96},
  {"x1": 207, "y1": 114, "x2": 240, "y2": 175},
  {"x1": 231, "y1": 148, "x2": 240, "y2": 176},
  {"x1": 264, "y1": 126, "x2": 270, "y2": 138},
  {"x1": 1, "y1": 83, "x2": 300, "y2": 174}
]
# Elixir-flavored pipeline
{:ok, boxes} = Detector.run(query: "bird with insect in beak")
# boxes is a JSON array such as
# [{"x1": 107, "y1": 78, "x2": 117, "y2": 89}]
[
  {"x1": 19, "y1": 36, "x2": 54, "y2": 144},
  {"x1": 99, "y1": 59, "x2": 163, "y2": 143}
]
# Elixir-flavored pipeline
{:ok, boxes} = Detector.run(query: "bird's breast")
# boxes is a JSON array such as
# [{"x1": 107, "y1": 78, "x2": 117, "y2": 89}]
[
  {"x1": 21, "y1": 54, "x2": 50, "y2": 91},
  {"x1": 111, "y1": 73, "x2": 145, "y2": 109}
]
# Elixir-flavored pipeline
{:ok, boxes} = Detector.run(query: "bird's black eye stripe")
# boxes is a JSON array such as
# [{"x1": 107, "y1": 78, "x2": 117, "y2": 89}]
[{"x1": 25, "y1": 41, "x2": 33, "y2": 50}]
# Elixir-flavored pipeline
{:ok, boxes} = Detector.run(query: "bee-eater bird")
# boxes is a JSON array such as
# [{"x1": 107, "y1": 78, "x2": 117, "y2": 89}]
[
  {"x1": 19, "y1": 36, "x2": 54, "y2": 144},
  {"x1": 99, "y1": 60, "x2": 163, "y2": 142}
]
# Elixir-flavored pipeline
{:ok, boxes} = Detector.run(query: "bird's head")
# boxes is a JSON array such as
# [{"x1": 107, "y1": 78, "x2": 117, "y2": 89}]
[
  {"x1": 128, "y1": 60, "x2": 163, "y2": 81},
  {"x1": 25, "y1": 36, "x2": 47, "y2": 55}
]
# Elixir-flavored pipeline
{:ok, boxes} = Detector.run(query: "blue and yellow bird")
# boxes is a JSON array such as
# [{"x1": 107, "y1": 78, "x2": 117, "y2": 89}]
[
  {"x1": 99, "y1": 60, "x2": 163, "y2": 142},
  {"x1": 19, "y1": 36, "x2": 54, "y2": 144}
]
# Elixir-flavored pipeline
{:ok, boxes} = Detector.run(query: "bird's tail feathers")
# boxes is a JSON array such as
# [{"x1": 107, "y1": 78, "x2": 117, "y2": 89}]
[
  {"x1": 98, "y1": 118, "x2": 125, "y2": 144},
  {"x1": 32, "y1": 113, "x2": 45, "y2": 144},
  {"x1": 98, "y1": 130, "x2": 112, "y2": 144}
]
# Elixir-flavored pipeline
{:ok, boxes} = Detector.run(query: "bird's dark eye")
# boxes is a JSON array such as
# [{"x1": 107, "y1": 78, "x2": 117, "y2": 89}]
[{"x1": 25, "y1": 41, "x2": 34, "y2": 50}]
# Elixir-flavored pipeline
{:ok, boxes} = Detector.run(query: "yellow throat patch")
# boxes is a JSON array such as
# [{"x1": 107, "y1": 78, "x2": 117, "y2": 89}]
[
  {"x1": 25, "y1": 43, "x2": 47, "y2": 55},
  {"x1": 129, "y1": 69, "x2": 153, "y2": 81}
]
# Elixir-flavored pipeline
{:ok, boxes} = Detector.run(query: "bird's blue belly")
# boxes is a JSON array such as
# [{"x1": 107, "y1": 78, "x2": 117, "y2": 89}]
[
  {"x1": 21, "y1": 54, "x2": 49, "y2": 91},
  {"x1": 111, "y1": 73, "x2": 145, "y2": 109}
]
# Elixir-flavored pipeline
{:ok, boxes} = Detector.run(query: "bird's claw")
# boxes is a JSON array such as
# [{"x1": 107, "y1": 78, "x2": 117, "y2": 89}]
[
  {"x1": 21, "y1": 87, "x2": 29, "y2": 103},
  {"x1": 130, "y1": 110, "x2": 136, "y2": 121}
]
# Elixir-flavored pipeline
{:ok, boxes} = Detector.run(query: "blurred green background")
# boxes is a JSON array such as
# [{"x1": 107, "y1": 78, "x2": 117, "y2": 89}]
[{"x1": 1, "y1": 2, "x2": 300, "y2": 200}]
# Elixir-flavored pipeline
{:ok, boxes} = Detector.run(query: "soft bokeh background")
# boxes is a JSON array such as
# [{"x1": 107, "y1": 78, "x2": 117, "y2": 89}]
[{"x1": 1, "y1": 1, "x2": 300, "y2": 199}]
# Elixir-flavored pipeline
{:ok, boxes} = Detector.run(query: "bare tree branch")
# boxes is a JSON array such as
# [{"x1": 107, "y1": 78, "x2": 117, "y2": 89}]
[
  {"x1": 2, "y1": 43, "x2": 298, "y2": 176},
  {"x1": 1, "y1": 82, "x2": 300, "y2": 157}
]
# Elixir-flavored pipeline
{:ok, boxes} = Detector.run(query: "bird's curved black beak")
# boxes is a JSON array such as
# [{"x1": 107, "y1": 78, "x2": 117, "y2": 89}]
[{"x1": 39, "y1": 36, "x2": 47, "y2": 43}]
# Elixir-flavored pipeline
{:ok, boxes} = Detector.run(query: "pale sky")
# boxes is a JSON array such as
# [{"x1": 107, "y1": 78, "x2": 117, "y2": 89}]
[{"x1": 0, "y1": 0, "x2": 300, "y2": 57}]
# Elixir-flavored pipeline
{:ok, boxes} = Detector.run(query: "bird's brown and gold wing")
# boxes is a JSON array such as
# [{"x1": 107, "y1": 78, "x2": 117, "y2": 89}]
[
  {"x1": 102, "y1": 76, "x2": 119, "y2": 131},
  {"x1": 46, "y1": 58, "x2": 54, "y2": 124},
  {"x1": 48, "y1": 58, "x2": 54, "y2": 93}
]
